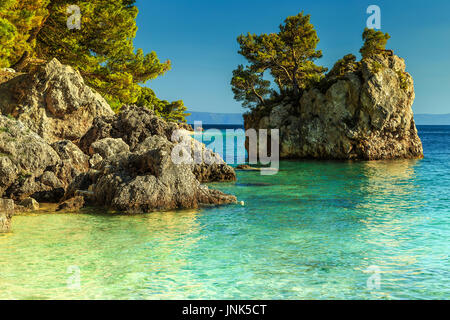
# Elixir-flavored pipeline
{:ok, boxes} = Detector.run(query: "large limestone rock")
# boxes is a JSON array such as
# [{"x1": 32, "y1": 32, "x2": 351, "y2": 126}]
[
  {"x1": 80, "y1": 105, "x2": 236, "y2": 182},
  {"x1": 244, "y1": 53, "x2": 423, "y2": 160},
  {"x1": 0, "y1": 58, "x2": 114, "y2": 143},
  {"x1": 0, "y1": 199, "x2": 14, "y2": 232},
  {"x1": 0, "y1": 116, "x2": 87, "y2": 202},
  {"x1": 69, "y1": 135, "x2": 237, "y2": 214}
]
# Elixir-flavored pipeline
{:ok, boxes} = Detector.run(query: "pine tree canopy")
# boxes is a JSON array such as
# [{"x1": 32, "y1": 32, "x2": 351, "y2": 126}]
[
  {"x1": 0, "y1": 0, "x2": 188, "y2": 122},
  {"x1": 360, "y1": 27, "x2": 391, "y2": 59},
  {"x1": 235, "y1": 11, "x2": 327, "y2": 99},
  {"x1": 232, "y1": 13, "x2": 394, "y2": 111}
]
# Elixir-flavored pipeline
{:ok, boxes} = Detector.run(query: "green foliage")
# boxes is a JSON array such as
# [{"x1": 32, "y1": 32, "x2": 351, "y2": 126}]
[
  {"x1": 360, "y1": 28, "x2": 391, "y2": 59},
  {"x1": 0, "y1": 1, "x2": 188, "y2": 123},
  {"x1": 327, "y1": 54, "x2": 360, "y2": 79},
  {"x1": 233, "y1": 11, "x2": 327, "y2": 110},
  {"x1": 136, "y1": 87, "x2": 190, "y2": 123},
  {"x1": 0, "y1": 126, "x2": 9, "y2": 133},
  {"x1": 396, "y1": 70, "x2": 409, "y2": 91},
  {"x1": 370, "y1": 61, "x2": 383, "y2": 74},
  {"x1": 0, "y1": 0, "x2": 50, "y2": 68},
  {"x1": 316, "y1": 54, "x2": 361, "y2": 93},
  {"x1": 231, "y1": 65, "x2": 272, "y2": 109},
  {"x1": 18, "y1": 171, "x2": 32, "y2": 183},
  {"x1": 35, "y1": 1, "x2": 170, "y2": 105}
]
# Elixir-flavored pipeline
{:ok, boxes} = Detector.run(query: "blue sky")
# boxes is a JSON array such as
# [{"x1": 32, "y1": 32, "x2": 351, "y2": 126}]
[{"x1": 134, "y1": 0, "x2": 450, "y2": 114}]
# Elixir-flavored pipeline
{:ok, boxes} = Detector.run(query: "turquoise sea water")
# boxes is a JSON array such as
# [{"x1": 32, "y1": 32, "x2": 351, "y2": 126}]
[{"x1": 0, "y1": 126, "x2": 449, "y2": 299}]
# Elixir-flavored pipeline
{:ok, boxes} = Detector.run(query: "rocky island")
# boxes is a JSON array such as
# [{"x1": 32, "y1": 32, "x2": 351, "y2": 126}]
[
  {"x1": 244, "y1": 53, "x2": 423, "y2": 160},
  {"x1": 232, "y1": 14, "x2": 423, "y2": 160}
]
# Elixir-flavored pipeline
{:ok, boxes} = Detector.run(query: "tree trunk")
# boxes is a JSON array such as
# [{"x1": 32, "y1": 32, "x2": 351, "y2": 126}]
[
  {"x1": 11, "y1": 51, "x2": 30, "y2": 71},
  {"x1": 11, "y1": 11, "x2": 50, "y2": 71},
  {"x1": 252, "y1": 87, "x2": 265, "y2": 106}
]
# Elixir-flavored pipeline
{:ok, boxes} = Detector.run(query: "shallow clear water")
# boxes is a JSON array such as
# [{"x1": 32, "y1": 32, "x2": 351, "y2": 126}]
[{"x1": 0, "y1": 126, "x2": 449, "y2": 299}]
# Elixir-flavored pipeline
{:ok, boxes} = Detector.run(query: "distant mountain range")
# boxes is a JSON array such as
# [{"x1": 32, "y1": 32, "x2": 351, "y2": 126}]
[
  {"x1": 187, "y1": 112, "x2": 450, "y2": 125},
  {"x1": 187, "y1": 112, "x2": 244, "y2": 125}
]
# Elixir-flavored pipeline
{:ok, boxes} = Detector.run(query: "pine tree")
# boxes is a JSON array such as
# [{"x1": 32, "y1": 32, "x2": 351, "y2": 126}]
[
  {"x1": 136, "y1": 87, "x2": 190, "y2": 123},
  {"x1": 34, "y1": 0, "x2": 170, "y2": 106},
  {"x1": 360, "y1": 28, "x2": 391, "y2": 59},
  {"x1": 231, "y1": 64, "x2": 272, "y2": 109},
  {"x1": 0, "y1": 0, "x2": 49, "y2": 68},
  {"x1": 236, "y1": 12, "x2": 327, "y2": 98}
]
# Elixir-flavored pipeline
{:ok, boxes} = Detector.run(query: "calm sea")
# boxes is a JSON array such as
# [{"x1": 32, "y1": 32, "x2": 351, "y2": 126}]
[{"x1": 0, "y1": 125, "x2": 448, "y2": 299}]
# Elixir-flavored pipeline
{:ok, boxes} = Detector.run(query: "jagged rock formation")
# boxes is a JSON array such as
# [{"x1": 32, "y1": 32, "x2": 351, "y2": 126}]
[
  {"x1": 72, "y1": 105, "x2": 237, "y2": 213},
  {"x1": 244, "y1": 54, "x2": 423, "y2": 160},
  {"x1": 0, "y1": 60, "x2": 237, "y2": 218},
  {"x1": 80, "y1": 135, "x2": 236, "y2": 213},
  {"x1": 0, "y1": 115, "x2": 71, "y2": 202},
  {"x1": 0, "y1": 115, "x2": 90, "y2": 203},
  {"x1": 79, "y1": 105, "x2": 237, "y2": 182},
  {"x1": 0, "y1": 58, "x2": 114, "y2": 143}
]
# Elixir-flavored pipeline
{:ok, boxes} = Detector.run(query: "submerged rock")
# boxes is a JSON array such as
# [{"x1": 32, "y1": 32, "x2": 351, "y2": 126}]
[
  {"x1": 0, "y1": 58, "x2": 114, "y2": 143},
  {"x1": 0, "y1": 199, "x2": 14, "y2": 232},
  {"x1": 57, "y1": 196, "x2": 85, "y2": 212},
  {"x1": 19, "y1": 197, "x2": 39, "y2": 211},
  {"x1": 236, "y1": 164, "x2": 260, "y2": 171},
  {"x1": 244, "y1": 53, "x2": 423, "y2": 160}
]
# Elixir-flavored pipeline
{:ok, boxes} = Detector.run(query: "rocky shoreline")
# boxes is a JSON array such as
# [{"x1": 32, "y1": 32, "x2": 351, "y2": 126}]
[{"x1": 0, "y1": 59, "x2": 237, "y2": 232}]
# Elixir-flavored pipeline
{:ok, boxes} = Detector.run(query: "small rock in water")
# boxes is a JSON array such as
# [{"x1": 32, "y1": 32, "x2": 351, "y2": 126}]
[
  {"x1": 57, "y1": 196, "x2": 85, "y2": 212},
  {"x1": 0, "y1": 199, "x2": 14, "y2": 233},
  {"x1": 19, "y1": 198, "x2": 40, "y2": 211},
  {"x1": 240, "y1": 201, "x2": 245, "y2": 206}
]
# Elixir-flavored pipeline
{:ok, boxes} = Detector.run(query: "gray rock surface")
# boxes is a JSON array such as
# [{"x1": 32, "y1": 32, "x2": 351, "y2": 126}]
[
  {"x1": 87, "y1": 135, "x2": 237, "y2": 213},
  {"x1": 80, "y1": 105, "x2": 236, "y2": 182},
  {"x1": 0, "y1": 115, "x2": 61, "y2": 201},
  {"x1": 0, "y1": 116, "x2": 88, "y2": 203},
  {"x1": 244, "y1": 54, "x2": 423, "y2": 160},
  {"x1": 0, "y1": 58, "x2": 114, "y2": 143},
  {"x1": 90, "y1": 138, "x2": 130, "y2": 159}
]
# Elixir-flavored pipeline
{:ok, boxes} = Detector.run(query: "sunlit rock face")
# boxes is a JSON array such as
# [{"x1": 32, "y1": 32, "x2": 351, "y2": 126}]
[
  {"x1": 0, "y1": 115, "x2": 90, "y2": 203},
  {"x1": 68, "y1": 105, "x2": 237, "y2": 213},
  {"x1": 0, "y1": 58, "x2": 114, "y2": 143},
  {"x1": 79, "y1": 104, "x2": 236, "y2": 183},
  {"x1": 245, "y1": 53, "x2": 423, "y2": 160}
]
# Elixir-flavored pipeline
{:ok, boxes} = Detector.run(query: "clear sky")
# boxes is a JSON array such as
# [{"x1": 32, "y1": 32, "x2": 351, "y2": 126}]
[{"x1": 134, "y1": 0, "x2": 450, "y2": 114}]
